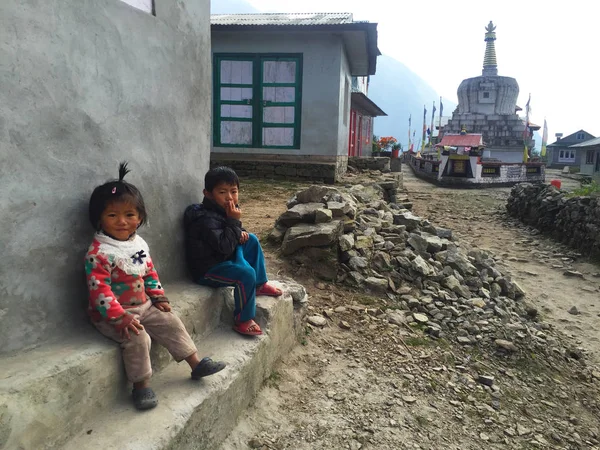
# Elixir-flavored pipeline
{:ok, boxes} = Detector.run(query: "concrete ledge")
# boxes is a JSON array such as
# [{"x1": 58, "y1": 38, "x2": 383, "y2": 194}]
[
  {"x1": 63, "y1": 293, "x2": 297, "y2": 450},
  {"x1": 0, "y1": 284, "x2": 223, "y2": 449},
  {"x1": 1, "y1": 282, "x2": 304, "y2": 450}
]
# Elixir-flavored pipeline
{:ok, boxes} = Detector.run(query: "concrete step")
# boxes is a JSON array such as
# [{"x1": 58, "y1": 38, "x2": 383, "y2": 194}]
[
  {"x1": 1, "y1": 281, "x2": 305, "y2": 450},
  {"x1": 63, "y1": 294, "x2": 296, "y2": 450}
]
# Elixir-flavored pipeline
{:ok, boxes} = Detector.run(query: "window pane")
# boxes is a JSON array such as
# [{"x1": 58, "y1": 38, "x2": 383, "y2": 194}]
[
  {"x1": 263, "y1": 107, "x2": 295, "y2": 124},
  {"x1": 263, "y1": 87, "x2": 295, "y2": 103},
  {"x1": 220, "y1": 60, "x2": 253, "y2": 84},
  {"x1": 221, "y1": 105, "x2": 252, "y2": 119},
  {"x1": 263, "y1": 61, "x2": 296, "y2": 83},
  {"x1": 221, "y1": 87, "x2": 253, "y2": 102},
  {"x1": 263, "y1": 127, "x2": 294, "y2": 146},
  {"x1": 220, "y1": 121, "x2": 252, "y2": 145},
  {"x1": 120, "y1": 0, "x2": 153, "y2": 13}
]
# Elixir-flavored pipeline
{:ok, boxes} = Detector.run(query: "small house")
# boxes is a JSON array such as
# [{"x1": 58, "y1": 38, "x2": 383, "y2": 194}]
[
  {"x1": 210, "y1": 13, "x2": 384, "y2": 183},
  {"x1": 546, "y1": 130, "x2": 596, "y2": 169}
]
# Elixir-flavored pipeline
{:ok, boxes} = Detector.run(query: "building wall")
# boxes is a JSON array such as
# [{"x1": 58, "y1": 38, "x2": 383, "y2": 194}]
[
  {"x1": 0, "y1": 0, "x2": 212, "y2": 354},
  {"x1": 211, "y1": 31, "x2": 345, "y2": 159}
]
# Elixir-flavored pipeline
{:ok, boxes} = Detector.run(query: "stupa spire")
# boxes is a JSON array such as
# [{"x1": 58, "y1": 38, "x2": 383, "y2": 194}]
[{"x1": 483, "y1": 21, "x2": 498, "y2": 76}]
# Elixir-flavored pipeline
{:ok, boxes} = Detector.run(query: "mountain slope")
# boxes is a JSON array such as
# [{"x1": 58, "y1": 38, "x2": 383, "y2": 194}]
[{"x1": 369, "y1": 55, "x2": 456, "y2": 147}]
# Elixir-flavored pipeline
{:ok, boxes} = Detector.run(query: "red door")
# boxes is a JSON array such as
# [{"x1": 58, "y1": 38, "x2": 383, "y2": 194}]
[
  {"x1": 348, "y1": 109, "x2": 357, "y2": 156},
  {"x1": 356, "y1": 114, "x2": 363, "y2": 156}
]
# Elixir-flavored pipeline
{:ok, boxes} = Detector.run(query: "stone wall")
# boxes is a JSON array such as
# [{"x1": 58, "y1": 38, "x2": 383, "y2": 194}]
[
  {"x1": 406, "y1": 154, "x2": 545, "y2": 188},
  {"x1": 210, "y1": 158, "x2": 343, "y2": 184},
  {"x1": 348, "y1": 157, "x2": 391, "y2": 172},
  {"x1": 0, "y1": 0, "x2": 212, "y2": 354},
  {"x1": 506, "y1": 183, "x2": 600, "y2": 258}
]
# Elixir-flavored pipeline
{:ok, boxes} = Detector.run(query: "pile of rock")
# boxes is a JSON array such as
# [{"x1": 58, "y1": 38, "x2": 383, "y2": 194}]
[
  {"x1": 506, "y1": 183, "x2": 600, "y2": 258},
  {"x1": 270, "y1": 184, "x2": 559, "y2": 353}
]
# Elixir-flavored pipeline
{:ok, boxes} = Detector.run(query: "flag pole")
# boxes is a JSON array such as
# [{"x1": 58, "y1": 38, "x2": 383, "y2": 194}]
[
  {"x1": 523, "y1": 93, "x2": 531, "y2": 163},
  {"x1": 421, "y1": 105, "x2": 427, "y2": 152}
]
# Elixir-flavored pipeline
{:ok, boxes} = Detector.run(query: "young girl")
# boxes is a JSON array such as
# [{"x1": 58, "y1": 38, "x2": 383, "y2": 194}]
[{"x1": 85, "y1": 162, "x2": 225, "y2": 410}]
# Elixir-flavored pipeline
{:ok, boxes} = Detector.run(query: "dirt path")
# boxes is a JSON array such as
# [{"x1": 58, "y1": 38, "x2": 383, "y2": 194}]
[
  {"x1": 219, "y1": 170, "x2": 600, "y2": 450},
  {"x1": 402, "y1": 167, "x2": 600, "y2": 363}
]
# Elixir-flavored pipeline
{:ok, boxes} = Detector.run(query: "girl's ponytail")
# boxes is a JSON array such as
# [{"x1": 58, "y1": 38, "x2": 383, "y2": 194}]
[{"x1": 118, "y1": 162, "x2": 130, "y2": 181}]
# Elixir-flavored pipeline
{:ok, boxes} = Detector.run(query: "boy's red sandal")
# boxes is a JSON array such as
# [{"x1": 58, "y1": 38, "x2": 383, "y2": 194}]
[
  {"x1": 256, "y1": 283, "x2": 282, "y2": 297},
  {"x1": 233, "y1": 319, "x2": 263, "y2": 336}
]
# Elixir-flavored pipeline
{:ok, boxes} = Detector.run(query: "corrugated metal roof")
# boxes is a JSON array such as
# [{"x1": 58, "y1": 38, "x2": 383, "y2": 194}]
[
  {"x1": 570, "y1": 136, "x2": 600, "y2": 147},
  {"x1": 211, "y1": 12, "x2": 354, "y2": 26},
  {"x1": 437, "y1": 134, "x2": 484, "y2": 148}
]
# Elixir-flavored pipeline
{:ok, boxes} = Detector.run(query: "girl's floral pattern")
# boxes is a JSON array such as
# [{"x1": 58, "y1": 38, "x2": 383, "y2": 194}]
[
  {"x1": 85, "y1": 235, "x2": 165, "y2": 327},
  {"x1": 88, "y1": 276, "x2": 100, "y2": 291},
  {"x1": 95, "y1": 293, "x2": 113, "y2": 317}
]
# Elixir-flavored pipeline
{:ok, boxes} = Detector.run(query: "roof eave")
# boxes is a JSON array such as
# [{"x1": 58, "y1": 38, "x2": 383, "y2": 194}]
[
  {"x1": 351, "y1": 92, "x2": 386, "y2": 116},
  {"x1": 211, "y1": 22, "x2": 379, "y2": 76}
]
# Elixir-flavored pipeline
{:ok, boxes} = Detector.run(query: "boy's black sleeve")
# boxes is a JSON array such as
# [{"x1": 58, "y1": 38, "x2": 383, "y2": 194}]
[{"x1": 197, "y1": 215, "x2": 243, "y2": 258}]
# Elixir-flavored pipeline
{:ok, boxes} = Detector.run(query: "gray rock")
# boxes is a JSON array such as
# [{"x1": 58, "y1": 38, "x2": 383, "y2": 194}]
[
  {"x1": 347, "y1": 271, "x2": 365, "y2": 286},
  {"x1": 348, "y1": 256, "x2": 369, "y2": 272},
  {"x1": 490, "y1": 283, "x2": 502, "y2": 299},
  {"x1": 457, "y1": 336, "x2": 472, "y2": 344},
  {"x1": 307, "y1": 315, "x2": 327, "y2": 327},
  {"x1": 412, "y1": 313, "x2": 429, "y2": 324},
  {"x1": 315, "y1": 208, "x2": 333, "y2": 223},
  {"x1": 295, "y1": 185, "x2": 340, "y2": 204},
  {"x1": 495, "y1": 339, "x2": 518, "y2": 352},
  {"x1": 281, "y1": 221, "x2": 343, "y2": 255},
  {"x1": 516, "y1": 424, "x2": 532, "y2": 436},
  {"x1": 442, "y1": 275, "x2": 471, "y2": 299},
  {"x1": 568, "y1": 306, "x2": 580, "y2": 315},
  {"x1": 564, "y1": 270, "x2": 584, "y2": 278},
  {"x1": 285, "y1": 283, "x2": 308, "y2": 304},
  {"x1": 339, "y1": 233, "x2": 355, "y2": 252},
  {"x1": 268, "y1": 225, "x2": 287, "y2": 244},
  {"x1": 339, "y1": 320, "x2": 351, "y2": 330},
  {"x1": 327, "y1": 201, "x2": 350, "y2": 217},
  {"x1": 387, "y1": 311, "x2": 407, "y2": 326},
  {"x1": 354, "y1": 235, "x2": 374, "y2": 249},
  {"x1": 478, "y1": 375, "x2": 494, "y2": 386},
  {"x1": 407, "y1": 233, "x2": 429, "y2": 255},
  {"x1": 393, "y1": 211, "x2": 422, "y2": 231},
  {"x1": 365, "y1": 277, "x2": 389, "y2": 294},
  {"x1": 411, "y1": 255, "x2": 434, "y2": 277},
  {"x1": 402, "y1": 396, "x2": 418, "y2": 404},
  {"x1": 372, "y1": 252, "x2": 392, "y2": 271},
  {"x1": 278, "y1": 203, "x2": 327, "y2": 227},
  {"x1": 435, "y1": 227, "x2": 453, "y2": 240}
]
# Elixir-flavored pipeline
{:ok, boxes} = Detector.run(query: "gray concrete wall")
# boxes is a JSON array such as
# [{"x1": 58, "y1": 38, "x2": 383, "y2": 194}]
[
  {"x1": 0, "y1": 0, "x2": 212, "y2": 354},
  {"x1": 336, "y1": 48, "x2": 352, "y2": 158},
  {"x1": 211, "y1": 31, "x2": 344, "y2": 158}
]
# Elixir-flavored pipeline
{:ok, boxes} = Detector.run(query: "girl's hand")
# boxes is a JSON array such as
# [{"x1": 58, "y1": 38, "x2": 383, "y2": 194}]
[
  {"x1": 225, "y1": 200, "x2": 242, "y2": 220},
  {"x1": 240, "y1": 231, "x2": 249, "y2": 244},
  {"x1": 154, "y1": 302, "x2": 171, "y2": 312},
  {"x1": 121, "y1": 318, "x2": 144, "y2": 340}
]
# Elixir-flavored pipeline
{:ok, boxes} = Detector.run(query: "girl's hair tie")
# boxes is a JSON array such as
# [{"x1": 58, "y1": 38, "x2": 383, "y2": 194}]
[{"x1": 112, "y1": 187, "x2": 116, "y2": 194}]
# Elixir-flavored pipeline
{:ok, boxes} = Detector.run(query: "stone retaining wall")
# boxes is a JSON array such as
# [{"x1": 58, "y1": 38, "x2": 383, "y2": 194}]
[
  {"x1": 210, "y1": 157, "x2": 348, "y2": 184},
  {"x1": 506, "y1": 183, "x2": 600, "y2": 258},
  {"x1": 348, "y1": 156, "x2": 391, "y2": 172}
]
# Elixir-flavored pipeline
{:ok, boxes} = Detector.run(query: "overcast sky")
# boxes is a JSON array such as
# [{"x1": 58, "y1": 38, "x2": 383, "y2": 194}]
[{"x1": 245, "y1": 0, "x2": 599, "y2": 141}]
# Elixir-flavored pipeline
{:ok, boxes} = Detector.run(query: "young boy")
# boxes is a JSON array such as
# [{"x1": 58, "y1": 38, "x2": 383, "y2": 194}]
[{"x1": 184, "y1": 166, "x2": 282, "y2": 336}]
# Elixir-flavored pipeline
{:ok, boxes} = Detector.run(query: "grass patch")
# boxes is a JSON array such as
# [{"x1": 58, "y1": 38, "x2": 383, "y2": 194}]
[
  {"x1": 266, "y1": 370, "x2": 282, "y2": 387},
  {"x1": 568, "y1": 180, "x2": 600, "y2": 197},
  {"x1": 415, "y1": 415, "x2": 428, "y2": 427},
  {"x1": 404, "y1": 336, "x2": 433, "y2": 347},
  {"x1": 512, "y1": 353, "x2": 548, "y2": 376},
  {"x1": 354, "y1": 294, "x2": 380, "y2": 306}
]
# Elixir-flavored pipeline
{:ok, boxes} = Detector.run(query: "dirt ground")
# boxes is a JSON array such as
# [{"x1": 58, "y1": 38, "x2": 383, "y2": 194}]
[{"x1": 221, "y1": 167, "x2": 600, "y2": 450}]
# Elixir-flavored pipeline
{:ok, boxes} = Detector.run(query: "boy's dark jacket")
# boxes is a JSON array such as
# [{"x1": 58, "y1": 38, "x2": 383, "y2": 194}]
[{"x1": 184, "y1": 198, "x2": 243, "y2": 279}]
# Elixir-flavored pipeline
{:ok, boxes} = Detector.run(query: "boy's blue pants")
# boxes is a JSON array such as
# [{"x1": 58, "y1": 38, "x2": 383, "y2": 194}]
[{"x1": 197, "y1": 233, "x2": 267, "y2": 323}]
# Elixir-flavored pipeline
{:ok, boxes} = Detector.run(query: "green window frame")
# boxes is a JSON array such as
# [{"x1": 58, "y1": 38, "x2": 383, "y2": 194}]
[{"x1": 213, "y1": 53, "x2": 303, "y2": 149}]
